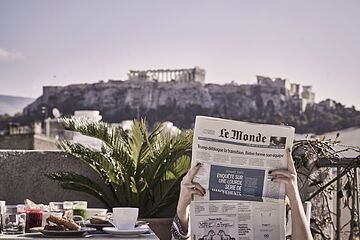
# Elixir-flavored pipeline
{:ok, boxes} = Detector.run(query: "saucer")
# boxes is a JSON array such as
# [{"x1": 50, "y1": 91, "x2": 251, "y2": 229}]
[
  {"x1": 37, "y1": 227, "x2": 96, "y2": 237},
  {"x1": 85, "y1": 222, "x2": 113, "y2": 230},
  {"x1": 103, "y1": 226, "x2": 149, "y2": 236}
]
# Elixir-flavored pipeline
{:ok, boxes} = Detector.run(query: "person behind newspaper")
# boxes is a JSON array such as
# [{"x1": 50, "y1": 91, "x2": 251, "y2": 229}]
[{"x1": 171, "y1": 148, "x2": 313, "y2": 240}]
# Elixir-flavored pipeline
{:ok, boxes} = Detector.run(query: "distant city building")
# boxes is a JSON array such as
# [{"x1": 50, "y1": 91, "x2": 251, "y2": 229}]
[
  {"x1": 318, "y1": 99, "x2": 337, "y2": 111},
  {"x1": 44, "y1": 118, "x2": 63, "y2": 139},
  {"x1": 74, "y1": 110, "x2": 102, "y2": 122},
  {"x1": 0, "y1": 120, "x2": 57, "y2": 150},
  {"x1": 0, "y1": 110, "x2": 104, "y2": 150},
  {"x1": 256, "y1": 75, "x2": 315, "y2": 111},
  {"x1": 128, "y1": 66, "x2": 206, "y2": 85},
  {"x1": 301, "y1": 85, "x2": 315, "y2": 102},
  {"x1": 8, "y1": 122, "x2": 32, "y2": 135},
  {"x1": 160, "y1": 121, "x2": 181, "y2": 136}
]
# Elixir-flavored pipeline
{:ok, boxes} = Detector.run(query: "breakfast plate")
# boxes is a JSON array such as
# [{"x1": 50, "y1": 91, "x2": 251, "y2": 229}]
[
  {"x1": 85, "y1": 220, "x2": 148, "y2": 231},
  {"x1": 85, "y1": 222, "x2": 114, "y2": 230},
  {"x1": 36, "y1": 227, "x2": 96, "y2": 237},
  {"x1": 102, "y1": 226, "x2": 150, "y2": 236}
]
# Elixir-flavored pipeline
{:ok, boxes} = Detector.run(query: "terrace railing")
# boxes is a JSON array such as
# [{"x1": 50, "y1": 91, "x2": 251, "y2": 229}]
[{"x1": 307, "y1": 157, "x2": 360, "y2": 240}]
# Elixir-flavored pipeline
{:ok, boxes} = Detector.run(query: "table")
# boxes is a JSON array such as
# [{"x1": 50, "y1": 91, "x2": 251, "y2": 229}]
[{"x1": 0, "y1": 232, "x2": 160, "y2": 239}]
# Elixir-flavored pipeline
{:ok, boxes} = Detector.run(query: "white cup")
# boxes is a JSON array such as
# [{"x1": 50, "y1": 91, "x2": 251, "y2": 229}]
[{"x1": 112, "y1": 207, "x2": 138, "y2": 230}]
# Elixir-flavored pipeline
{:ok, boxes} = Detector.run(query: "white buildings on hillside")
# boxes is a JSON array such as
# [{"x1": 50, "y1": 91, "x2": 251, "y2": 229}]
[{"x1": 256, "y1": 75, "x2": 315, "y2": 111}]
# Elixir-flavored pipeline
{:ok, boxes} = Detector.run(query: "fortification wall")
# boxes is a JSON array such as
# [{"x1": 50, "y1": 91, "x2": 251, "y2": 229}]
[{"x1": 22, "y1": 77, "x2": 318, "y2": 129}]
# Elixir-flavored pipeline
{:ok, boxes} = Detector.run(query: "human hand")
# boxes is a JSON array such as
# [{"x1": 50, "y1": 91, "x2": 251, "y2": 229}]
[
  {"x1": 178, "y1": 163, "x2": 206, "y2": 209},
  {"x1": 176, "y1": 162, "x2": 206, "y2": 231},
  {"x1": 269, "y1": 148, "x2": 299, "y2": 201}
]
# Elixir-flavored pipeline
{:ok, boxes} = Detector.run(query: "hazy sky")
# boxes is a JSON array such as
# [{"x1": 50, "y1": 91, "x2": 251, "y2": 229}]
[{"x1": 1, "y1": 0, "x2": 359, "y2": 108}]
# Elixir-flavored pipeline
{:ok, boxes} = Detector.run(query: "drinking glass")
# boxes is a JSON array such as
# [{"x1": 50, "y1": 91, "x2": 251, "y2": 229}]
[
  {"x1": 1, "y1": 205, "x2": 26, "y2": 235},
  {"x1": 49, "y1": 202, "x2": 65, "y2": 213},
  {"x1": 73, "y1": 201, "x2": 87, "y2": 219},
  {"x1": 26, "y1": 208, "x2": 43, "y2": 231},
  {"x1": 0, "y1": 201, "x2": 5, "y2": 214},
  {"x1": 49, "y1": 201, "x2": 73, "y2": 215},
  {"x1": 63, "y1": 201, "x2": 74, "y2": 212},
  {"x1": 0, "y1": 201, "x2": 5, "y2": 233}
]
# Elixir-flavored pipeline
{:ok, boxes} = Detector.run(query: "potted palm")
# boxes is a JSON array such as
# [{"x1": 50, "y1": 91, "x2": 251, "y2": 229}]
[{"x1": 48, "y1": 118, "x2": 192, "y2": 239}]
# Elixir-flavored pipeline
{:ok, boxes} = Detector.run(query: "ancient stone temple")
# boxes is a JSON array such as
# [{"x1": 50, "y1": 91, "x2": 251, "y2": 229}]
[
  {"x1": 256, "y1": 75, "x2": 316, "y2": 112},
  {"x1": 128, "y1": 66, "x2": 206, "y2": 85}
]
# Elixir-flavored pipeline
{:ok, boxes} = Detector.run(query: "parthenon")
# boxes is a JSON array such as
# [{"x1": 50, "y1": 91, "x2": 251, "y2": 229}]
[{"x1": 128, "y1": 66, "x2": 206, "y2": 84}]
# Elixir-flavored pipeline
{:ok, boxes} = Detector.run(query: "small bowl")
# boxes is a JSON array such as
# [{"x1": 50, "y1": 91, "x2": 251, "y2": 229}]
[{"x1": 86, "y1": 208, "x2": 108, "y2": 219}]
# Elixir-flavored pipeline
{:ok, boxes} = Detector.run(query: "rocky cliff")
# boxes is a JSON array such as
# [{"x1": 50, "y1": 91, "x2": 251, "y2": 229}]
[{"x1": 21, "y1": 79, "x2": 360, "y2": 133}]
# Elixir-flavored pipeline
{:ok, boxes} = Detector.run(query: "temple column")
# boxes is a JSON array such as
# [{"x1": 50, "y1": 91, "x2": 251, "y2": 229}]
[{"x1": 156, "y1": 71, "x2": 160, "y2": 81}]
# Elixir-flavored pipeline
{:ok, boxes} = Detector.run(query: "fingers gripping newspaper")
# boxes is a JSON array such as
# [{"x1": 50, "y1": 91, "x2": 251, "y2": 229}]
[{"x1": 190, "y1": 116, "x2": 295, "y2": 240}]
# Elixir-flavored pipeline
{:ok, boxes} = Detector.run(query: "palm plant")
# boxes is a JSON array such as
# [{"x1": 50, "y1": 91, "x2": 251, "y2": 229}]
[{"x1": 48, "y1": 118, "x2": 192, "y2": 218}]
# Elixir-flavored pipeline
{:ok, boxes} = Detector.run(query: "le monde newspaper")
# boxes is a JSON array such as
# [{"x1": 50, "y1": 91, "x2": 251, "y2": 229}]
[{"x1": 190, "y1": 116, "x2": 295, "y2": 240}]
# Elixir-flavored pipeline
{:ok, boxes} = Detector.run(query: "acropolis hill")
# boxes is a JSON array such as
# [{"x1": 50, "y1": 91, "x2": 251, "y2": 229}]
[{"x1": 22, "y1": 67, "x2": 360, "y2": 134}]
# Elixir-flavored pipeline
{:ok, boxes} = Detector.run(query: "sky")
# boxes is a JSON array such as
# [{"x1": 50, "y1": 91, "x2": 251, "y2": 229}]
[{"x1": 0, "y1": 0, "x2": 360, "y2": 108}]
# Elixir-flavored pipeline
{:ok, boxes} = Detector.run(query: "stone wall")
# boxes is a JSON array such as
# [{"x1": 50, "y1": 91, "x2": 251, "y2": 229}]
[
  {"x1": 0, "y1": 150, "x2": 107, "y2": 207},
  {"x1": 33, "y1": 134, "x2": 58, "y2": 150},
  {"x1": 0, "y1": 134, "x2": 34, "y2": 149},
  {"x1": 0, "y1": 134, "x2": 57, "y2": 150}
]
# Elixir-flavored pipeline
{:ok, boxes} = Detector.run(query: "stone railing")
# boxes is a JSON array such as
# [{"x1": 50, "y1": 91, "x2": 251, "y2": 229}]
[{"x1": 0, "y1": 150, "x2": 107, "y2": 207}]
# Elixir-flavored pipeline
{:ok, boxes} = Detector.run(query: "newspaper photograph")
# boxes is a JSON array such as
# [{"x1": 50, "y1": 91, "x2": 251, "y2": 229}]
[{"x1": 190, "y1": 116, "x2": 295, "y2": 240}]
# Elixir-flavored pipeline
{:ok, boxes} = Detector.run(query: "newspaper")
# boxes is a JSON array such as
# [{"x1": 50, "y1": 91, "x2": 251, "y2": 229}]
[{"x1": 190, "y1": 116, "x2": 295, "y2": 240}]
